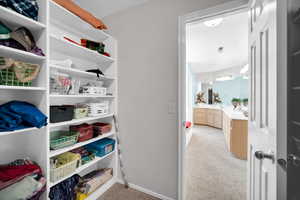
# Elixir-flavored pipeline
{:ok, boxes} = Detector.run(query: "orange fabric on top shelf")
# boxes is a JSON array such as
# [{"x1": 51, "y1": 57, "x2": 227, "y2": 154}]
[{"x1": 53, "y1": 0, "x2": 107, "y2": 30}]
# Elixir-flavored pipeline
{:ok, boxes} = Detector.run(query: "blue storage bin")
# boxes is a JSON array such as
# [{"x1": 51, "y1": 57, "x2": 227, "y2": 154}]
[{"x1": 86, "y1": 138, "x2": 115, "y2": 157}]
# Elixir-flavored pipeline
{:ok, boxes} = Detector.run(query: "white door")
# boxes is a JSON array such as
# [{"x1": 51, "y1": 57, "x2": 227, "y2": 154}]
[{"x1": 248, "y1": 0, "x2": 278, "y2": 199}]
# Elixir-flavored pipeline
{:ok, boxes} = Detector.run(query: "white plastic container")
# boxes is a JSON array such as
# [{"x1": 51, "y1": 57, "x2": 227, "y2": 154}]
[
  {"x1": 82, "y1": 86, "x2": 107, "y2": 95},
  {"x1": 88, "y1": 102, "x2": 109, "y2": 117}
]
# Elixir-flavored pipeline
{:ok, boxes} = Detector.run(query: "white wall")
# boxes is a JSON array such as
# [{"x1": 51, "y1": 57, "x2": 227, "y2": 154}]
[{"x1": 104, "y1": 0, "x2": 247, "y2": 199}]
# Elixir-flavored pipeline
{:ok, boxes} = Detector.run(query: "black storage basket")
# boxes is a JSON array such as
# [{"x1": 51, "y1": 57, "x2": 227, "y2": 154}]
[{"x1": 50, "y1": 105, "x2": 74, "y2": 123}]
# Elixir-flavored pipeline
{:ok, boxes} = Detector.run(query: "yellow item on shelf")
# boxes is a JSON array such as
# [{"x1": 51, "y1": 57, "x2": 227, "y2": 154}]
[
  {"x1": 76, "y1": 192, "x2": 88, "y2": 200},
  {"x1": 52, "y1": 152, "x2": 81, "y2": 168}
]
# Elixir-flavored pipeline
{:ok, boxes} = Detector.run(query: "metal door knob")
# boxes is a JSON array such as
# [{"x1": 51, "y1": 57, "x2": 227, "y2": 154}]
[
  {"x1": 255, "y1": 151, "x2": 275, "y2": 162},
  {"x1": 288, "y1": 154, "x2": 300, "y2": 167}
]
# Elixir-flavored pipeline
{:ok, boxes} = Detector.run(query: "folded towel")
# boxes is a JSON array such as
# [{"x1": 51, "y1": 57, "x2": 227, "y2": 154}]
[
  {"x1": 0, "y1": 101, "x2": 47, "y2": 132},
  {"x1": 0, "y1": 112, "x2": 22, "y2": 131},
  {"x1": 2, "y1": 101, "x2": 47, "y2": 128}
]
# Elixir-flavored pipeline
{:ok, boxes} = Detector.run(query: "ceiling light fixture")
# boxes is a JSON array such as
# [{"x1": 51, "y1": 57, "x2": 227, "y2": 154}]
[
  {"x1": 204, "y1": 18, "x2": 223, "y2": 27},
  {"x1": 240, "y1": 64, "x2": 249, "y2": 74},
  {"x1": 216, "y1": 75, "x2": 233, "y2": 82}
]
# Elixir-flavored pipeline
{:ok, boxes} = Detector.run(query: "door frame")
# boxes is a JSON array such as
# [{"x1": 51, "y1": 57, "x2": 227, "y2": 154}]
[{"x1": 178, "y1": 1, "x2": 250, "y2": 200}]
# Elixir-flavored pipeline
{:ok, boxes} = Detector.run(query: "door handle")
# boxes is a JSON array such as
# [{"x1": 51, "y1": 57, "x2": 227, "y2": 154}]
[
  {"x1": 287, "y1": 154, "x2": 300, "y2": 167},
  {"x1": 277, "y1": 158, "x2": 287, "y2": 171},
  {"x1": 255, "y1": 151, "x2": 275, "y2": 162}
]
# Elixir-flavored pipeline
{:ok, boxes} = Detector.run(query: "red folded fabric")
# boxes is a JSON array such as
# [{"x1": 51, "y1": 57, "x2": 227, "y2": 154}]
[
  {"x1": 0, "y1": 164, "x2": 41, "y2": 182},
  {"x1": 53, "y1": 0, "x2": 107, "y2": 30}
]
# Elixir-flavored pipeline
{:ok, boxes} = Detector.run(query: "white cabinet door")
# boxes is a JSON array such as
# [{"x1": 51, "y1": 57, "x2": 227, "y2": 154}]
[{"x1": 248, "y1": 0, "x2": 278, "y2": 199}]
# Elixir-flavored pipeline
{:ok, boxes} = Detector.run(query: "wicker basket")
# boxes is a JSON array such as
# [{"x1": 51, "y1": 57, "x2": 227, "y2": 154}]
[
  {"x1": 0, "y1": 60, "x2": 40, "y2": 86},
  {"x1": 50, "y1": 131, "x2": 79, "y2": 150},
  {"x1": 74, "y1": 104, "x2": 89, "y2": 119},
  {"x1": 50, "y1": 152, "x2": 81, "y2": 183}
]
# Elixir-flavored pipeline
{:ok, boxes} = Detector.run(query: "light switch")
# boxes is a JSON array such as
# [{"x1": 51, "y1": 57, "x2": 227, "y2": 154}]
[{"x1": 168, "y1": 102, "x2": 176, "y2": 114}]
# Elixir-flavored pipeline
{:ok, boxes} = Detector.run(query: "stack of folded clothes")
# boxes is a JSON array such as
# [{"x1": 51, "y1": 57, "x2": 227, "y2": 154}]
[
  {"x1": 76, "y1": 168, "x2": 113, "y2": 198},
  {"x1": 0, "y1": 101, "x2": 47, "y2": 132},
  {"x1": 0, "y1": 0, "x2": 39, "y2": 21},
  {"x1": 0, "y1": 158, "x2": 46, "y2": 200},
  {"x1": 0, "y1": 22, "x2": 45, "y2": 56}
]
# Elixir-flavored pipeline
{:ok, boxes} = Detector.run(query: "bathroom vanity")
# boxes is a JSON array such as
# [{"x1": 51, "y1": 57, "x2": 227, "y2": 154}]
[
  {"x1": 222, "y1": 107, "x2": 248, "y2": 160},
  {"x1": 193, "y1": 104, "x2": 223, "y2": 129},
  {"x1": 193, "y1": 104, "x2": 248, "y2": 160}
]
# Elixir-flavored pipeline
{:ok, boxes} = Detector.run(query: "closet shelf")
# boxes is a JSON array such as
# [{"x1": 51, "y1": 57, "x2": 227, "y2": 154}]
[
  {"x1": 0, "y1": 45, "x2": 46, "y2": 63},
  {"x1": 0, "y1": 85, "x2": 46, "y2": 91},
  {"x1": 50, "y1": 65, "x2": 115, "y2": 81},
  {"x1": 0, "y1": 127, "x2": 43, "y2": 137},
  {"x1": 85, "y1": 178, "x2": 115, "y2": 200},
  {"x1": 49, "y1": 131, "x2": 115, "y2": 157},
  {"x1": 49, "y1": 1, "x2": 110, "y2": 42},
  {"x1": 49, "y1": 150, "x2": 115, "y2": 187},
  {"x1": 0, "y1": 6, "x2": 46, "y2": 31},
  {"x1": 49, "y1": 113, "x2": 114, "y2": 128},
  {"x1": 50, "y1": 94, "x2": 114, "y2": 98},
  {"x1": 50, "y1": 35, "x2": 114, "y2": 67}
]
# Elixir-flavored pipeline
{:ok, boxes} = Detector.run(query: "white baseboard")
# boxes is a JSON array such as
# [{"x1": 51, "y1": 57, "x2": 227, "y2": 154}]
[{"x1": 117, "y1": 179, "x2": 175, "y2": 200}]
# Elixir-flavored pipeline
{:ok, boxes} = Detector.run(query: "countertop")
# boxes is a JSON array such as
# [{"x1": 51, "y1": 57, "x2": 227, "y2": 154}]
[
  {"x1": 194, "y1": 104, "x2": 248, "y2": 120},
  {"x1": 222, "y1": 106, "x2": 248, "y2": 121},
  {"x1": 194, "y1": 103, "x2": 222, "y2": 110}
]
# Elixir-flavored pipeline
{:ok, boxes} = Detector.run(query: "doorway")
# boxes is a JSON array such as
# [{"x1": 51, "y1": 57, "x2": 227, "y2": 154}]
[{"x1": 178, "y1": 1, "x2": 250, "y2": 200}]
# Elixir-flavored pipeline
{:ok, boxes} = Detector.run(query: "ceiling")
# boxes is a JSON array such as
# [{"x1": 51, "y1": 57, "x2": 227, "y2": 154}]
[
  {"x1": 187, "y1": 11, "x2": 248, "y2": 74},
  {"x1": 75, "y1": 0, "x2": 149, "y2": 18}
]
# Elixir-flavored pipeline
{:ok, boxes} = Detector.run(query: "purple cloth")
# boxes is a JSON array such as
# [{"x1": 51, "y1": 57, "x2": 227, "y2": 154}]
[
  {"x1": 30, "y1": 46, "x2": 45, "y2": 56},
  {"x1": 0, "y1": 41, "x2": 44, "y2": 56}
]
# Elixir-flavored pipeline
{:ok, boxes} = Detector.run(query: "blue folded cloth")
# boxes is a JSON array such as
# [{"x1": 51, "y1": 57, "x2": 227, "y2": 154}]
[{"x1": 0, "y1": 101, "x2": 47, "y2": 132}]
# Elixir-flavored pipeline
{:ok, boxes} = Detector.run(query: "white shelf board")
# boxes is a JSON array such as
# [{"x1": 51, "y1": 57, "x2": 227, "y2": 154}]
[
  {"x1": 0, "y1": 127, "x2": 43, "y2": 137},
  {"x1": 50, "y1": 64, "x2": 115, "y2": 81},
  {"x1": 0, "y1": 85, "x2": 46, "y2": 91},
  {"x1": 50, "y1": 113, "x2": 114, "y2": 128},
  {"x1": 49, "y1": 151, "x2": 115, "y2": 187},
  {"x1": 50, "y1": 35, "x2": 114, "y2": 67},
  {"x1": 50, "y1": 94, "x2": 114, "y2": 98},
  {"x1": 49, "y1": 1, "x2": 110, "y2": 42},
  {"x1": 85, "y1": 178, "x2": 116, "y2": 200},
  {"x1": 0, "y1": 45, "x2": 46, "y2": 63},
  {"x1": 0, "y1": 6, "x2": 46, "y2": 31},
  {"x1": 49, "y1": 131, "x2": 115, "y2": 157}
]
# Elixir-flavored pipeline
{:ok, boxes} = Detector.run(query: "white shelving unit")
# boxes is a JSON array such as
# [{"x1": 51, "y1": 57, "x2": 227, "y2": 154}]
[{"x1": 0, "y1": 0, "x2": 118, "y2": 199}]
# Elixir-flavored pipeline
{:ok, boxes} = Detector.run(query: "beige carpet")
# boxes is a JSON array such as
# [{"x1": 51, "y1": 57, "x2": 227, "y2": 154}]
[
  {"x1": 185, "y1": 126, "x2": 247, "y2": 200},
  {"x1": 98, "y1": 183, "x2": 160, "y2": 200}
]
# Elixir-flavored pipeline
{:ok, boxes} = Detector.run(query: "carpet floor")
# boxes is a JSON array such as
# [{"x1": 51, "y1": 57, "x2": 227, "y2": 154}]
[
  {"x1": 184, "y1": 126, "x2": 247, "y2": 200},
  {"x1": 98, "y1": 183, "x2": 160, "y2": 200}
]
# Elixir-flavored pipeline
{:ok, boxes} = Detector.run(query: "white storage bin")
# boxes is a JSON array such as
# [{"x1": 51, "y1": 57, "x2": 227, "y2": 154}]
[
  {"x1": 82, "y1": 86, "x2": 106, "y2": 95},
  {"x1": 88, "y1": 102, "x2": 109, "y2": 117}
]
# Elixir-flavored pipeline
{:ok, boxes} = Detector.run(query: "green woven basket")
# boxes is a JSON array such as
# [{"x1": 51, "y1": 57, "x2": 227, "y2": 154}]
[
  {"x1": 50, "y1": 131, "x2": 79, "y2": 150},
  {"x1": 0, "y1": 68, "x2": 33, "y2": 86}
]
